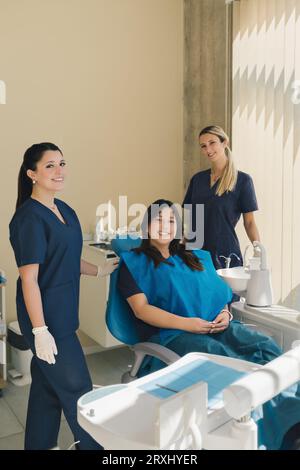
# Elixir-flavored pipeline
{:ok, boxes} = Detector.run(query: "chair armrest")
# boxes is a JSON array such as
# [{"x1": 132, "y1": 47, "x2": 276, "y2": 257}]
[
  {"x1": 122, "y1": 342, "x2": 180, "y2": 383},
  {"x1": 133, "y1": 342, "x2": 180, "y2": 365}
]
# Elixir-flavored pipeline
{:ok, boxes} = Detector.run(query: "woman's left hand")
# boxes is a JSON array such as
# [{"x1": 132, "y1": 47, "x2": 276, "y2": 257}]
[{"x1": 209, "y1": 311, "x2": 230, "y2": 334}]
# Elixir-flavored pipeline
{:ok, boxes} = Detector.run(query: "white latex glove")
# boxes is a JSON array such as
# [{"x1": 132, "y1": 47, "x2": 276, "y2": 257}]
[
  {"x1": 97, "y1": 259, "x2": 119, "y2": 277},
  {"x1": 32, "y1": 326, "x2": 58, "y2": 365}
]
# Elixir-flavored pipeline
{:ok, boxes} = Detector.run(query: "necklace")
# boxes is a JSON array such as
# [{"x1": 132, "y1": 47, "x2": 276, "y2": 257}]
[{"x1": 32, "y1": 197, "x2": 56, "y2": 211}]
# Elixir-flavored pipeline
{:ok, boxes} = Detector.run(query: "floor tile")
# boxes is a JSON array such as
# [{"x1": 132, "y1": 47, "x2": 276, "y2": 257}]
[
  {"x1": 2, "y1": 382, "x2": 30, "y2": 428},
  {"x1": 0, "y1": 398, "x2": 23, "y2": 438},
  {"x1": 0, "y1": 432, "x2": 24, "y2": 450}
]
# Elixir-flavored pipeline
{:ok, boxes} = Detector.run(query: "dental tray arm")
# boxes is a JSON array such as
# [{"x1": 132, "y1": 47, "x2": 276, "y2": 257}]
[{"x1": 223, "y1": 345, "x2": 300, "y2": 419}]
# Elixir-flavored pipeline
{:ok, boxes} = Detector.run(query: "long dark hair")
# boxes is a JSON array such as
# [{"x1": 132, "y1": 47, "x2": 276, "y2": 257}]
[
  {"x1": 134, "y1": 199, "x2": 203, "y2": 271},
  {"x1": 16, "y1": 142, "x2": 63, "y2": 210}
]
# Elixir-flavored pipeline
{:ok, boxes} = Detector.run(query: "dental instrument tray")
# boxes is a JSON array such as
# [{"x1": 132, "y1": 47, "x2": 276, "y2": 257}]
[{"x1": 78, "y1": 352, "x2": 259, "y2": 450}]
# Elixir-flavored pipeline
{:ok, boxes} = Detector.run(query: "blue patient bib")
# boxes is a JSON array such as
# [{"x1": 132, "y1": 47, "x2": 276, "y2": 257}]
[{"x1": 121, "y1": 249, "x2": 233, "y2": 342}]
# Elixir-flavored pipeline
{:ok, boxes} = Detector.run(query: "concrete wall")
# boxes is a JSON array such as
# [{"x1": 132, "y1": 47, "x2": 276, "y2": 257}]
[{"x1": 183, "y1": 0, "x2": 231, "y2": 189}]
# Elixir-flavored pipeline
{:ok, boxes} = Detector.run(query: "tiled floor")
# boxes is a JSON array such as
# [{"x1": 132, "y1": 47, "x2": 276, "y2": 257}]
[{"x1": 0, "y1": 346, "x2": 134, "y2": 450}]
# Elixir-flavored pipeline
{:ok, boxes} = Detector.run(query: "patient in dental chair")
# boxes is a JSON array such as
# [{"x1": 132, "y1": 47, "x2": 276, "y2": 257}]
[{"x1": 117, "y1": 199, "x2": 300, "y2": 450}]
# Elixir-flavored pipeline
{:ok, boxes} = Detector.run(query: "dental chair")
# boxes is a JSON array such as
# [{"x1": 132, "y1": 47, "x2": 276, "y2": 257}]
[
  {"x1": 106, "y1": 236, "x2": 180, "y2": 383},
  {"x1": 77, "y1": 236, "x2": 300, "y2": 450},
  {"x1": 106, "y1": 236, "x2": 257, "y2": 383}
]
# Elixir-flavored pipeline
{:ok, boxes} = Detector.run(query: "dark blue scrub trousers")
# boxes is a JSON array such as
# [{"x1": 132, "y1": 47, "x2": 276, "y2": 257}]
[{"x1": 24, "y1": 333, "x2": 102, "y2": 450}]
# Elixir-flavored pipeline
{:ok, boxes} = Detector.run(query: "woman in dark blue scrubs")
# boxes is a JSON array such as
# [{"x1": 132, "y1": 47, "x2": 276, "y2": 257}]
[
  {"x1": 9, "y1": 143, "x2": 117, "y2": 450},
  {"x1": 183, "y1": 125, "x2": 260, "y2": 269}
]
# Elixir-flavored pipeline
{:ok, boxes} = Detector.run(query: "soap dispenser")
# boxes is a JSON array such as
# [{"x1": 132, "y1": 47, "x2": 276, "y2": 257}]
[{"x1": 246, "y1": 241, "x2": 273, "y2": 307}]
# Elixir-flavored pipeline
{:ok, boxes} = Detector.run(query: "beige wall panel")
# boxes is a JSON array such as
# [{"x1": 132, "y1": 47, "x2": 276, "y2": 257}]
[{"x1": 0, "y1": 0, "x2": 183, "y2": 324}]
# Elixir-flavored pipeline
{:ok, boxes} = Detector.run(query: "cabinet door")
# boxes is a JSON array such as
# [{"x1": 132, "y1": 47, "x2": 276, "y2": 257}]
[
  {"x1": 79, "y1": 247, "x2": 121, "y2": 348},
  {"x1": 233, "y1": 311, "x2": 244, "y2": 322}
]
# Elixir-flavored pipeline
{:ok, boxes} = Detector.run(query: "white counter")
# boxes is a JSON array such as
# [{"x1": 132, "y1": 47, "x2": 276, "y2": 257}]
[{"x1": 231, "y1": 301, "x2": 300, "y2": 351}]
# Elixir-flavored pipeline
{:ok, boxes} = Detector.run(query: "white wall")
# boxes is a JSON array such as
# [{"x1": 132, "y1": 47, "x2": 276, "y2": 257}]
[{"x1": 232, "y1": 0, "x2": 300, "y2": 310}]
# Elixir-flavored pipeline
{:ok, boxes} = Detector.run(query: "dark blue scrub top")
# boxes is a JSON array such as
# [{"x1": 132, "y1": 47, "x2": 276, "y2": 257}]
[
  {"x1": 183, "y1": 170, "x2": 258, "y2": 269},
  {"x1": 9, "y1": 198, "x2": 83, "y2": 339}
]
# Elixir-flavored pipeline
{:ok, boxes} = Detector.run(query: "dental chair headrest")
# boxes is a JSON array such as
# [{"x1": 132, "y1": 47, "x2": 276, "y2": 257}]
[{"x1": 111, "y1": 235, "x2": 142, "y2": 256}]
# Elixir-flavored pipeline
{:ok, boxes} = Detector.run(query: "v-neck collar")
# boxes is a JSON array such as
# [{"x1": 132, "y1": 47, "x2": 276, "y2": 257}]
[
  {"x1": 209, "y1": 170, "x2": 220, "y2": 190},
  {"x1": 30, "y1": 198, "x2": 68, "y2": 226}
]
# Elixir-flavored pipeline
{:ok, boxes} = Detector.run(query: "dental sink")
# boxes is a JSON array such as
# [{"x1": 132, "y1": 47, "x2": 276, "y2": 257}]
[{"x1": 217, "y1": 267, "x2": 250, "y2": 295}]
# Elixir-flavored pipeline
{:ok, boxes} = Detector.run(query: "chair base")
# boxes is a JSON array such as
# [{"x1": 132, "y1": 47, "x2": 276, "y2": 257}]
[{"x1": 121, "y1": 371, "x2": 137, "y2": 383}]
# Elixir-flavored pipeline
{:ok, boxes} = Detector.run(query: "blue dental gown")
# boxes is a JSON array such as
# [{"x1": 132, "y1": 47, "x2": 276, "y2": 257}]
[{"x1": 117, "y1": 249, "x2": 300, "y2": 449}]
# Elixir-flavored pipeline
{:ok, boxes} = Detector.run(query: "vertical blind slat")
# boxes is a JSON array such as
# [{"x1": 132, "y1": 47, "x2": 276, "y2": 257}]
[{"x1": 232, "y1": 0, "x2": 299, "y2": 309}]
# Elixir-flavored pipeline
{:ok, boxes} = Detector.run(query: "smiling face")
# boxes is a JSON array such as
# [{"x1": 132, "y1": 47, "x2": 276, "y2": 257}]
[
  {"x1": 27, "y1": 150, "x2": 66, "y2": 192},
  {"x1": 199, "y1": 133, "x2": 227, "y2": 164},
  {"x1": 148, "y1": 206, "x2": 177, "y2": 247}
]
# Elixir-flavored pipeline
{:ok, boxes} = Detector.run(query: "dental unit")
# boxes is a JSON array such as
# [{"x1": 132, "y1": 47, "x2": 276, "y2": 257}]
[
  {"x1": 78, "y1": 347, "x2": 300, "y2": 450},
  {"x1": 77, "y1": 240, "x2": 300, "y2": 450}
]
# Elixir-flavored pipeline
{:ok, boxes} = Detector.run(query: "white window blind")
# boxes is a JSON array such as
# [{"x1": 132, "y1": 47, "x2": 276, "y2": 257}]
[{"x1": 232, "y1": 0, "x2": 300, "y2": 309}]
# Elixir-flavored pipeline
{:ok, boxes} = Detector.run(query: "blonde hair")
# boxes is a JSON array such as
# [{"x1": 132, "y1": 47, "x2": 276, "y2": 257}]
[{"x1": 199, "y1": 125, "x2": 237, "y2": 196}]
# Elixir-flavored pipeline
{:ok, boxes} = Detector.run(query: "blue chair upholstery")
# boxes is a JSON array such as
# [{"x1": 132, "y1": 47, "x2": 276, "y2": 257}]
[
  {"x1": 107, "y1": 236, "x2": 157, "y2": 345},
  {"x1": 106, "y1": 235, "x2": 180, "y2": 382}
]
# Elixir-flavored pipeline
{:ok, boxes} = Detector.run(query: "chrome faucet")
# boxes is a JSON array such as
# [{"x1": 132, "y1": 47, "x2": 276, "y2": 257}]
[
  {"x1": 229, "y1": 253, "x2": 241, "y2": 264},
  {"x1": 219, "y1": 253, "x2": 241, "y2": 269}
]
